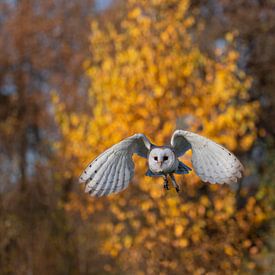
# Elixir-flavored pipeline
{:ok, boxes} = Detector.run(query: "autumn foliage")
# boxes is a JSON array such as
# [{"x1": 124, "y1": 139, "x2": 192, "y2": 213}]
[
  {"x1": 53, "y1": 0, "x2": 271, "y2": 274},
  {"x1": 1, "y1": 0, "x2": 275, "y2": 274}
]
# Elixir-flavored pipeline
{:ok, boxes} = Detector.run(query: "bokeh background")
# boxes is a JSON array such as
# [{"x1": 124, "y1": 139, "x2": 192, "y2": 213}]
[{"x1": 1, "y1": 0, "x2": 275, "y2": 274}]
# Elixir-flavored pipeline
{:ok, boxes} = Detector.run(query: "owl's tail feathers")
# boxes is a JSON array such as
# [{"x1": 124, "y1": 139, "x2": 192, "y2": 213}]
[
  {"x1": 174, "y1": 161, "x2": 192, "y2": 174},
  {"x1": 145, "y1": 170, "x2": 163, "y2": 177}
]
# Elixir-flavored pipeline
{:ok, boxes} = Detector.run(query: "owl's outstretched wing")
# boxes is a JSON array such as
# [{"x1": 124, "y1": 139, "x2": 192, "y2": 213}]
[
  {"x1": 171, "y1": 130, "x2": 244, "y2": 184},
  {"x1": 79, "y1": 134, "x2": 152, "y2": 197}
]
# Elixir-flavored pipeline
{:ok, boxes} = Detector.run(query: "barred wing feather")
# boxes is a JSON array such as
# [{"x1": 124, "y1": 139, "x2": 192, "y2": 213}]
[
  {"x1": 171, "y1": 130, "x2": 244, "y2": 184},
  {"x1": 79, "y1": 134, "x2": 151, "y2": 196}
]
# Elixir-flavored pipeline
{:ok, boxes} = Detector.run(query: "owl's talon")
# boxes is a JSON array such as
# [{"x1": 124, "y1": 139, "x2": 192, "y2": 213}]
[
  {"x1": 163, "y1": 176, "x2": 169, "y2": 190},
  {"x1": 163, "y1": 182, "x2": 169, "y2": 190},
  {"x1": 169, "y1": 173, "x2": 180, "y2": 193}
]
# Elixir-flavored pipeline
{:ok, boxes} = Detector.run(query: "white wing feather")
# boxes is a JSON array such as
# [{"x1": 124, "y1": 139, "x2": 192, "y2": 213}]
[
  {"x1": 171, "y1": 130, "x2": 244, "y2": 184},
  {"x1": 79, "y1": 134, "x2": 151, "y2": 196}
]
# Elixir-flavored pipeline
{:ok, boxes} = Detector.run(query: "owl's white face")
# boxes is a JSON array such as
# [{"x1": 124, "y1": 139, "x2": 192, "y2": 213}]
[{"x1": 148, "y1": 147, "x2": 178, "y2": 174}]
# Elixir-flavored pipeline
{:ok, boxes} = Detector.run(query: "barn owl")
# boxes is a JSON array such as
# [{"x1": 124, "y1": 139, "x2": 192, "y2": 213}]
[{"x1": 79, "y1": 130, "x2": 244, "y2": 197}]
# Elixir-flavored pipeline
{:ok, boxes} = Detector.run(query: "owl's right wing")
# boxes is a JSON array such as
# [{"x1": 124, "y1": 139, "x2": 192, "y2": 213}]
[
  {"x1": 79, "y1": 134, "x2": 152, "y2": 197},
  {"x1": 171, "y1": 130, "x2": 244, "y2": 184}
]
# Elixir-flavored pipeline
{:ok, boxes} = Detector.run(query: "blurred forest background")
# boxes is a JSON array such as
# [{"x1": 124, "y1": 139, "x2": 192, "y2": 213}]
[{"x1": 0, "y1": 0, "x2": 275, "y2": 274}]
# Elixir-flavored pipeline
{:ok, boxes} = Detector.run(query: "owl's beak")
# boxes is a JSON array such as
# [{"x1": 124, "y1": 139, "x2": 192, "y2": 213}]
[{"x1": 157, "y1": 161, "x2": 163, "y2": 166}]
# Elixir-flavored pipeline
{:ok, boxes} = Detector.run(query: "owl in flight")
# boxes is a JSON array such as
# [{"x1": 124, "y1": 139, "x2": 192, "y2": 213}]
[{"x1": 79, "y1": 130, "x2": 244, "y2": 197}]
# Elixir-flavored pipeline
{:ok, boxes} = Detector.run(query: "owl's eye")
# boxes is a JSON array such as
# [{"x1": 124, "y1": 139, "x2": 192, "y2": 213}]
[
  {"x1": 154, "y1": 156, "x2": 158, "y2": 161},
  {"x1": 163, "y1": 156, "x2": 168, "y2": 161}
]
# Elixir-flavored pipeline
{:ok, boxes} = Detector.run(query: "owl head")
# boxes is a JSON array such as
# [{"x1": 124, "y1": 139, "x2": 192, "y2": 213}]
[{"x1": 148, "y1": 147, "x2": 177, "y2": 174}]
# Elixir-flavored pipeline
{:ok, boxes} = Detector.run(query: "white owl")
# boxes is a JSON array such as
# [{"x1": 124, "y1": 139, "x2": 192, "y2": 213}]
[{"x1": 79, "y1": 130, "x2": 244, "y2": 197}]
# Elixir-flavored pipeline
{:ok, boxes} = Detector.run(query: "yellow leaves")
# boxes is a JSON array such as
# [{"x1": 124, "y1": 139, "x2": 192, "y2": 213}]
[
  {"x1": 254, "y1": 207, "x2": 266, "y2": 224},
  {"x1": 146, "y1": 212, "x2": 157, "y2": 225},
  {"x1": 225, "y1": 32, "x2": 235, "y2": 43},
  {"x1": 127, "y1": 47, "x2": 139, "y2": 62},
  {"x1": 102, "y1": 58, "x2": 113, "y2": 71},
  {"x1": 246, "y1": 197, "x2": 256, "y2": 212},
  {"x1": 160, "y1": 30, "x2": 170, "y2": 43},
  {"x1": 240, "y1": 135, "x2": 255, "y2": 151},
  {"x1": 50, "y1": 0, "x2": 268, "y2": 272},
  {"x1": 123, "y1": 235, "x2": 133, "y2": 248},
  {"x1": 111, "y1": 205, "x2": 126, "y2": 221},
  {"x1": 166, "y1": 196, "x2": 178, "y2": 209},
  {"x1": 184, "y1": 16, "x2": 195, "y2": 28},
  {"x1": 244, "y1": 197, "x2": 267, "y2": 225},
  {"x1": 141, "y1": 200, "x2": 153, "y2": 211},
  {"x1": 174, "y1": 224, "x2": 184, "y2": 237},
  {"x1": 200, "y1": 195, "x2": 210, "y2": 207},
  {"x1": 63, "y1": 193, "x2": 90, "y2": 220},
  {"x1": 129, "y1": 26, "x2": 140, "y2": 38},
  {"x1": 103, "y1": 238, "x2": 122, "y2": 257},
  {"x1": 149, "y1": 184, "x2": 163, "y2": 198},
  {"x1": 128, "y1": 7, "x2": 141, "y2": 19},
  {"x1": 154, "y1": 86, "x2": 164, "y2": 97},
  {"x1": 70, "y1": 113, "x2": 79, "y2": 127},
  {"x1": 130, "y1": 219, "x2": 141, "y2": 230},
  {"x1": 214, "y1": 198, "x2": 224, "y2": 211},
  {"x1": 177, "y1": 238, "x2": 189, "y2": 248}
]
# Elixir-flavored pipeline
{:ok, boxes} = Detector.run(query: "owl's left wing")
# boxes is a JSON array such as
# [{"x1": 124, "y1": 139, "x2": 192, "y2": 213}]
[
  {"x1": 79, "y1": 134, "x2": 151, "y2": 197},
  {"x1": 171, "y1": 130, "x2": 244, "y2": 184}
]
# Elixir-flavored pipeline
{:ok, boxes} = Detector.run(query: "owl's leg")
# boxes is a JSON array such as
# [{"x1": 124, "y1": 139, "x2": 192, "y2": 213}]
[
  {"x1": 169, "y1": 174, "x2": 180, "y2": 193},
  {"x1": 162, "y1": 175, "x2": 169, "y2": 190}
]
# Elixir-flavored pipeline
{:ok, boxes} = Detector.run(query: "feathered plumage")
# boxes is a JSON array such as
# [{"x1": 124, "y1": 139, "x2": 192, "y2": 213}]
[{"x1": 79, "y1": 130, "x2": 244, "y2": 196}]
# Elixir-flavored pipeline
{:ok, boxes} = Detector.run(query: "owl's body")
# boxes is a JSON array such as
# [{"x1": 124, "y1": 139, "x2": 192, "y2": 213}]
[
  {"x1": 146, "y1": 146, "x2": 192, "y2": 192},
  {"x1": 79, "y1": 130, "x2": 244, "y2": 197}
]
